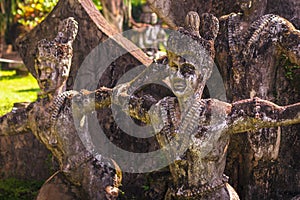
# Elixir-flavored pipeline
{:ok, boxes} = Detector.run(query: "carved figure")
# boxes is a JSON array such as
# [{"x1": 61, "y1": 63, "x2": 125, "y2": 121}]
[
  {"x1": 34, "y1": 18, "x2": 122, "y2": 200},
  {"x1": 1, "y1": 5, "x2": 299, "y2": 200},
  {"x1": 111, "y1": 11, "x2": 300, "y2": 199},
  {"x1": 224, "y1": 11, "x2": 300, "y2": 162},
  {"x1": 34, "y1": 17, "x2": 78, "y2": 99},
  {"x1": 0, "y1": 17, "x2": 121, "y2": 200},
  {"x1": 37, "y1": 9, "x2": 299, "y2": 200},
  {"x1": 145, "y1": 1, "x2": 300, "y2": 197},
  {"x1": 138, "y1": 12, "x2": 167, "y2": 59}
]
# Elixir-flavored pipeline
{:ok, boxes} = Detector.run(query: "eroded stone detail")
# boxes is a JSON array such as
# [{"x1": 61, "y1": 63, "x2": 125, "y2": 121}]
[
  {"x1": 1, "y1": 4, "x2": 300, "y2": 200},
  {"x1": 225, "y1": 12, "x2": 300, "y2": 169},
  {"x1": 110, "y1": 11, "x2": 300, "y2": 200},
  {"x1": 1, "y1": 17, "x2": 121, "y2": 200},
  {"x1": 34, "y1": 17, "x2": 78, "y2": 99}
]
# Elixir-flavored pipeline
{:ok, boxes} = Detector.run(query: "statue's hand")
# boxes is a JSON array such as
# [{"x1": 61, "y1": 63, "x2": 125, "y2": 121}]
[
  {"x1": 252, "y1": 97, "x2": 282, "y2": 121},
  {"x1": 230, "y1": 97, "x2": 283, "y2": 133}
]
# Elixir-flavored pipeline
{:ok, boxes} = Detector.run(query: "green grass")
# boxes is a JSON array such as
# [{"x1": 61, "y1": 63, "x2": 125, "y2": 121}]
[
  {"x1": 0, "y1": 70, "x2": 43, "y2": 199},
  {"x1": 0, "y1": 70, "x2": 40, "y2": 116},
  {"x1": 0, "y1": 178, "x2": 44, "y2": 200}
]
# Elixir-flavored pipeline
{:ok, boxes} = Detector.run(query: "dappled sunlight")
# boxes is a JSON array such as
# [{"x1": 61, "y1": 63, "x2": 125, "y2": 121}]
[{"x1": 0, "y1": 70, "x2": 40, "y2": 116}]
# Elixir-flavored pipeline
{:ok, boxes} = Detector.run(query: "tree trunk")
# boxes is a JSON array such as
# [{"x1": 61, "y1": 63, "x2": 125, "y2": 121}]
[
  {"x1": 100, "y1": 0, "x2": 125, "y2": 32},
  {"x1": 0, "y1": 129, "x2": 52, "y2": 181}
]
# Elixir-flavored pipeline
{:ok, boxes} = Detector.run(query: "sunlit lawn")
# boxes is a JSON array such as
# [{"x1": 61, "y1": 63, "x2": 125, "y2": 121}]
[{"x1": 0, "y1": 70, "x2": 40, "y2": 116}]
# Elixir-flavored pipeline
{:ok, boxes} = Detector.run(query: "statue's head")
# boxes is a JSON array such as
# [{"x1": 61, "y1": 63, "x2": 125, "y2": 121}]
[
  {"x1": 166, "y1": 11, "x2": 217, "y2": 98},
  {"x1": 35, "y1": 39, "x2": 71, "y2": 96},
  {"x1": 34, "y1": 17, "x2": 78, "y2": 97},
  {"x1": 150, "y1": 13, "x2": 158, "y2": 25}
]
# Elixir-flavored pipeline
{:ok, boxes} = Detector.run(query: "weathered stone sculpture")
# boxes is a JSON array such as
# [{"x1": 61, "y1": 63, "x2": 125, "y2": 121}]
[
  {"x1": 217, "y1": 8, "x2": 300, "y2": 199},
  {"x1": 101, "y1": 11, "x2": 300, "y2": 199},
  {"x1": 0, "y1": 0, "x2": 299, "y2": 199},
  {"x1": 35, "y1": 17, "x2": 78, "y2": 99},
  {"x1": 1, "y1": 17, "x2": 121, "y2": 200},
  {"x1": 2, "y1": 1, "x2": 152, "y2": 199},
  {"x1": 34, "y1": 17, "x2": 123, "y2": 200},
  {"x1": 147, "y1": 1, "x2": 300, "y2": 199},
  {"x1": 19, "y1": 11, "x2": 299, "y2": 200},
  {"x1": 112, "y1": 12, "x2": 299, "y2": 199}
]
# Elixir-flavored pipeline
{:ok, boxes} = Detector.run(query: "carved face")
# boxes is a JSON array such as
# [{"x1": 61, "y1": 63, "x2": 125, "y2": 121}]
[
  {"x1": 35, "y1": 56, "x2": 57, "y2": 94},
  {"x1": 167, "y1": 52, "x2": 204, "y2": 98},
  {"x1": 35, "y1": 39, "x2": 71, "y2": 96}
]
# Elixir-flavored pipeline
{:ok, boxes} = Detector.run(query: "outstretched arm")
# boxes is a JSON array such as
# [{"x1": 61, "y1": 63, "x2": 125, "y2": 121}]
[
  {"x1": 228, "y1": 98, "x2": 300, "y2": 134},
  {"x1": 72, "y1": 87, "x2": 157, "y2": 124},
  {"x1": 112, "y1": 58, "x2": 169, "y2": 107}
]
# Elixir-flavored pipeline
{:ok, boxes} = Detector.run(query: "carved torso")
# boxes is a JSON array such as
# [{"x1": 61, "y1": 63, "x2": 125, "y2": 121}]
[{"x1": 150, "y1": 97, "x2": 236, "y2": 199}]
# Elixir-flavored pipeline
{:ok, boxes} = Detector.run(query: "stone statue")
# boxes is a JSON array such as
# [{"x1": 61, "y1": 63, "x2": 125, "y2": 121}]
[
  {"x1": 33, "y1": 17, "x2": 122, "y2": 200},
  {"x1": 215, "y1": 3, "x2": 300, "y2": 198},
  {"x1": 147, "y1": 1, "x2": 300, "y2": 197},
  {"x1": 1, "y1": 5, "x2": 299, "y2": 200},
  {"x1": 110, "y1": 11, "x2": 300, "y2": 199},
  {"x1": 34, "y1": 17, "x2": 78, "y2": 100},
  {"x1": 138, "y1": 12, "x2": 167, "y2": 59},
  {"x1": 0, "y1": 17, "x2": 121, "y2": 200}
]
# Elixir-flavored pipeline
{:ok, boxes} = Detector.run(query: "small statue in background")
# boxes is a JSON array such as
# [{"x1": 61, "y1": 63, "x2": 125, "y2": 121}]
[{"x1": 138, "y1": 12, "x2": 167, "y2": 59}]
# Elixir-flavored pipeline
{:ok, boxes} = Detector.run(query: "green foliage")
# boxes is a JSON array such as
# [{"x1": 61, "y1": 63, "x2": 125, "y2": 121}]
[
  {"x1": 282, "y1": 54, "x2": 300, "y2": 80},
  {"x1": 285, "y1": 65, "x2": 300, "y2": 80},
  {"x1": 16, "y1": 0, "x2": 58, "y2": 28},
  {"x1": 92, "y1": 0, "x2": 102, "y2": 10},
  {"x1": 131, "y1": 0, "x2": 146, "y2": 7},
  {"x1": 142, "y1": 185, "x2": 150, "y2": 191},
  {"x1": 0, "y1": 70, "x2": 39, "y2": 116},
  {"x1": 0, "y1": 178, "x2": 44, "y2": 200}
]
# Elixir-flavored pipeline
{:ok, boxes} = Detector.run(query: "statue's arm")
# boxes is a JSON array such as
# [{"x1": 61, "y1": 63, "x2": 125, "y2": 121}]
[
  {"x1": 228, "y1": 98, "x2": 300, "y2": 134},
  {"x1": 279, "y1": 102, "x2": 300, "y2": 125},
  {"x1": 0, "y1": 106, "x2": 31, "y2": 136},
  {"x1": 72, "y1": 87, "x2": 158, "y2": 124},
  {"x1": 112, "y1": 58, "x2": 169, "y2": 106}
]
